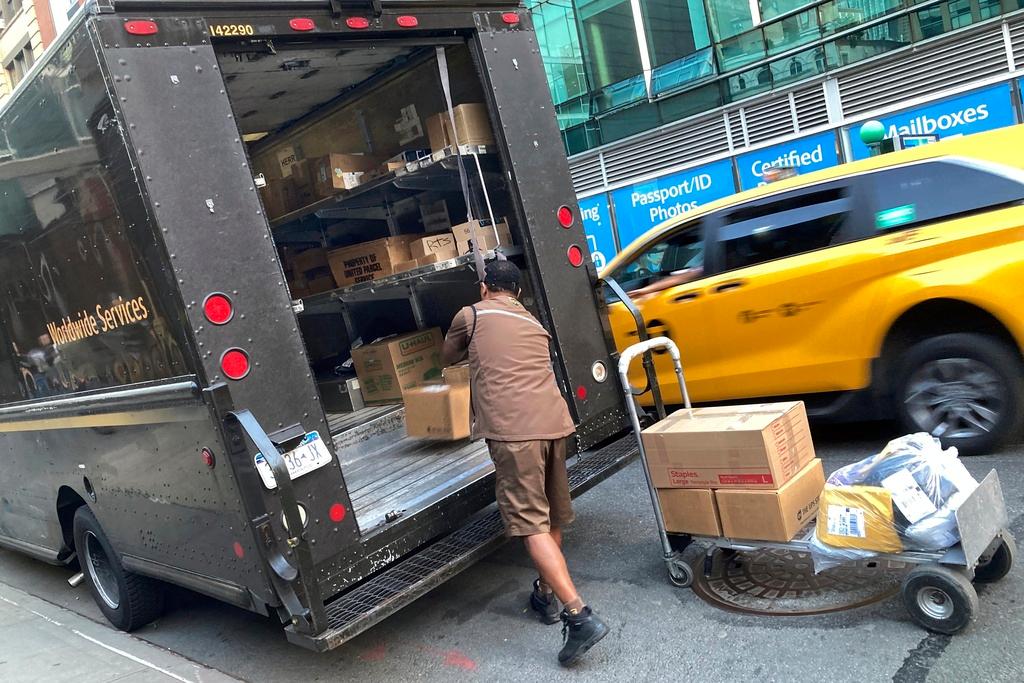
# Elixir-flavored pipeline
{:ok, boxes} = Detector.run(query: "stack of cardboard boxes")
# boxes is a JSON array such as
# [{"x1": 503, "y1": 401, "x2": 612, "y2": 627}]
[
  {"x1": 426, "y1": 103, "x2": 494, "y2": 157},
  {"x1": 281, "y1": 246, "x2": 336, "y2": 298},
  {"x1": 641, "y1": 402, "x2": 825, "y2": 542}
]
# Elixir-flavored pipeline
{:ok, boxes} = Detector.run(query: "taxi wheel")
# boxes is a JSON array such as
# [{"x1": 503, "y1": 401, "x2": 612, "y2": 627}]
[
  {"x1": 73, "y1": 507, "x2": 164, "y2": 631},
  {"x1": 894, "y1": 333, "x2": 1023, "y2": 456}
]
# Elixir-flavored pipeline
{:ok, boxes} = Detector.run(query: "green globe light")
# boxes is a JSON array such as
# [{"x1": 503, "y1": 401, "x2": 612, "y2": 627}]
[{"x1": 859, "y1": 120, "x2": 887, "y2": 146}]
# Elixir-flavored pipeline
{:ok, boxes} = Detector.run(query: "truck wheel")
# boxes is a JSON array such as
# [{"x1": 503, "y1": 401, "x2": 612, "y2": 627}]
[
  {"x1": 73, "y1": 507, "x2": 164, "y2": 631},
  {"x1": 894, "y1": 333, "x2": 1023, "y2": 456},
  {"x1": 974, "y1": 535, "x2": 1015, "y2": 584},
  {"x1": 901, "y1": 564, "x2": 978, "y2": 635}
]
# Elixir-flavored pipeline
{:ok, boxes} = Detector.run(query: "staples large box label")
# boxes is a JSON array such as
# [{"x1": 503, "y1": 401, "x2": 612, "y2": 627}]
[{"x1": 641, "y1": 402, "x2": 815, "y2": 489}]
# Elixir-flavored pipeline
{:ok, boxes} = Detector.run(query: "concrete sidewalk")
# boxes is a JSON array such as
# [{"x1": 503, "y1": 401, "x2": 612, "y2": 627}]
[{"x1": 0, "y1": 581, "x2": 242, "y2": 683}]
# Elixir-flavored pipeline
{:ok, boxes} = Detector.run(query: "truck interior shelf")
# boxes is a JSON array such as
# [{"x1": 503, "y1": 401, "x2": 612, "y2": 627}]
[
  {"x1": 298, "y1": 246, "x2": 524, "y2": 308},
  {"x1": 269, "y1": 145, "x2": 500, "y2": 231}
]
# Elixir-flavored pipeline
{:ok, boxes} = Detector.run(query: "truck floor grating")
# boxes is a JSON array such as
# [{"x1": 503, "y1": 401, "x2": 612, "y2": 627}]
[{"x1": 292, "y1": 434, "x2": 637, "y2": 649}]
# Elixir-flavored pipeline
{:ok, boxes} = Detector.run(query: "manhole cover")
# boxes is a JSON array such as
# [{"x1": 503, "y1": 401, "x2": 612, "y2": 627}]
[{"x1": 692, "y1": 548, "x2": 907, "y2": 615}]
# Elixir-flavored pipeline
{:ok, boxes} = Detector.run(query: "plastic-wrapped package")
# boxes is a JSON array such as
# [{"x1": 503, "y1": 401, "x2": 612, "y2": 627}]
[{"x1": 811, "y1": 433, "x2": 978, "y2": 572}]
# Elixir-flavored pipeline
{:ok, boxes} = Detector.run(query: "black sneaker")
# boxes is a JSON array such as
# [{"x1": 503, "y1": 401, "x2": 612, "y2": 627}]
[
  {"x1": 529, "y1": 579, "x2": 560, "y2": 625},
  {"x1": 558, "y1": 606, "x2": 609, "y2": 666}
]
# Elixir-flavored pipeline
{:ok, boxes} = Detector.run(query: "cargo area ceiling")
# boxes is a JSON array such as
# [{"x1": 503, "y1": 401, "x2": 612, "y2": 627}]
[{"x1": 216, "y1": 44, "x2": 415, "y2": 135}]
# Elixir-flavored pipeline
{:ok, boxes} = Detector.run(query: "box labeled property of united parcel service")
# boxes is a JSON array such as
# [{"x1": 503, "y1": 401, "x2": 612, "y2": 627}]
[{"x1": 640, "y1": 401, "x2": 816, "y2": 490}]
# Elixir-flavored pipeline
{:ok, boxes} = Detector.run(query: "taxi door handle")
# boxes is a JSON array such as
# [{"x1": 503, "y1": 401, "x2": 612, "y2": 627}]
[
  {"x1": 673, "y1": 292, "x2": 700, "y2": 303},
  {"x1": 714, "y1": 280, "x2": 745, "y2": 293}
]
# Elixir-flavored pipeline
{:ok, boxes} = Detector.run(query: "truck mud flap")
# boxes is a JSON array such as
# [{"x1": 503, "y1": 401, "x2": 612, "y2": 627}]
[{"x1": 285, "y1": 433, "x2": 638, "y2": 651}]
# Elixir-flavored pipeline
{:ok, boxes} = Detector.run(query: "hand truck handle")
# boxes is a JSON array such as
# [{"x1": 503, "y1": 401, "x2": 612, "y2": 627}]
[{"x1": 617, "y1": 337, "x2": 693, "y2": 413}]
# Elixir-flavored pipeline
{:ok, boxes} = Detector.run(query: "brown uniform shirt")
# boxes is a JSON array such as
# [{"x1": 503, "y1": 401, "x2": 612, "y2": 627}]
[{"x1": 444, "y1": 296, "x2": 575, "y2": 442}]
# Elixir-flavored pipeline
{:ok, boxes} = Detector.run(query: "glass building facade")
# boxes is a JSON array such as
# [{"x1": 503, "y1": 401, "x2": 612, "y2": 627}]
[{"x1": 528, "y1": 0, "x2": 1024, "y2": 155}]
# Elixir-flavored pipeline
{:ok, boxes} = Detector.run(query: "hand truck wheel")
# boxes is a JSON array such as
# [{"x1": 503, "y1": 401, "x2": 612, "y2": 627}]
[
  {"x1": 901, "y1": 564, "x2": 978, "y2": 635},
  {"x1": 667, "y1": 557, "x2": 694, "y2": 588}
]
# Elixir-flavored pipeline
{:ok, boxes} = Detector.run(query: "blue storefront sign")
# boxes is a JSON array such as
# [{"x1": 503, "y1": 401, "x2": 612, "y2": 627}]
[
  {"x1": 610, "y1": 159, "x2": 736, "y2": 247},
  {"x1": 849, "y1": 84, "x2": 1016, "y2": 160},
  {"x1": 736, "y1": 132, "x2": 840, "y2": 190},
  {"x1": 578, "y1": 194, "x2": 616, "y2": 270}
]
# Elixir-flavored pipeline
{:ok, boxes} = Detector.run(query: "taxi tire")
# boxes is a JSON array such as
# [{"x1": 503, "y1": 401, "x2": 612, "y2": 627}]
[
  {"x1": 73, "y1": 507, "x2": 165, "y2": 631},
  {"x1": 894, "y1": 333, "x2": 1023, "y2": 456}
]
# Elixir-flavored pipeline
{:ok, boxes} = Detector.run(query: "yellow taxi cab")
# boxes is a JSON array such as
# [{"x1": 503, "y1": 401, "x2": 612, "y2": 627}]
[{"x1": 601, "y1": 125, "x2": 1024, "y2": 454}]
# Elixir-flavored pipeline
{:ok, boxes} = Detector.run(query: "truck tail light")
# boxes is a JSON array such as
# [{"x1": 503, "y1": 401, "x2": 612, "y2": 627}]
[
  {"x1": 567, "y1": 245, "x2": 584, "y2": 267},
  {"x1": 576, "y1": 385, "x2": 588, "y2": 400},
  {"x1": 557, "y1": 205, "x2": 574, "y2": 228},
  {"x1": 203, "y1": 293, "x2": 233, "y2": 325},
  {"x1": 124, "y1": 20, "x2": 158, "y2": 36},
  {"x1": 396, "y1": 15, "x2": 419, "y2": 28},
  {"x1": 346, "y1": 17, "x2": 370, "y2": 29},
  {"x1": 502, "y1": 13, "x2": 521, "y2": 25},
  {"x1": 220, "y1": 348, "x2": 251, "y2": 380},
  {"x1": 288, "y1": 18, "x2": 316, "y2": 32},
  {"x1": 329, "y1": 503, "x2": 347, "y2": 523}
]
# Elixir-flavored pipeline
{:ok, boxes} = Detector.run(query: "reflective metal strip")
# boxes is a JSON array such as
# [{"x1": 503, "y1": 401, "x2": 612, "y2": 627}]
[{"x1": 475, "y1": 308, "x2": 548, "y2": 334}]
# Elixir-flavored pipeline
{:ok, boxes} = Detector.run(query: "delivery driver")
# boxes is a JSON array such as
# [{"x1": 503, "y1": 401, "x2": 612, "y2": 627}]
[{"x1": 442, "y1": 260, "x2": 609, "y2": 666}]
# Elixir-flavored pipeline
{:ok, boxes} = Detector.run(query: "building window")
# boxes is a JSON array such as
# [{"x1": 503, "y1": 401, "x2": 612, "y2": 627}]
[
  {"x1": 707, "y1": 0, "x2": 759, "y2": 41},
  {"x1": 4, "y1": 44, "x2": 34, "y2": 90},
  {"x1": 577, "y1": 0, "x2": 645, "y2": 90},
  {"x1": 528, "y1": 0, "x2": 590, "y2": 106}
]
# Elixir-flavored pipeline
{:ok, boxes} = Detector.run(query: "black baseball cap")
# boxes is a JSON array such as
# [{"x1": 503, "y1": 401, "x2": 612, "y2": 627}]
[{"x1": 482, "y1": 260, "x2": 521, "y2": 291}]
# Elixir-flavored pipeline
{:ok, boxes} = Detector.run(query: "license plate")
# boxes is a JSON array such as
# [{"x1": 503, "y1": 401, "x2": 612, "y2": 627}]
[{"x1": 254, "y1": 431, "x2": 332, "y2": 490}]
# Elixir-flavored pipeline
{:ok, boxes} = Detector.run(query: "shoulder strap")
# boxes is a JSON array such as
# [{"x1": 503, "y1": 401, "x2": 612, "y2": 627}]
[{"x1": 467, "y1": 305, "x2": 478, "y2": 347}]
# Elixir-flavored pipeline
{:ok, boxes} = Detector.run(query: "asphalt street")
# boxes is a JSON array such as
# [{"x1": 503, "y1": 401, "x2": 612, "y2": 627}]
[{"x1": 1, "y1": 421, "x2": 1022, "y2": 682}]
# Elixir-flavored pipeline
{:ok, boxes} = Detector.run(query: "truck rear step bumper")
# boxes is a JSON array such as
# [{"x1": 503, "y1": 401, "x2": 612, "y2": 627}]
[{"x1": 285, "y1": 433, "x2": 638, "y2": 651}]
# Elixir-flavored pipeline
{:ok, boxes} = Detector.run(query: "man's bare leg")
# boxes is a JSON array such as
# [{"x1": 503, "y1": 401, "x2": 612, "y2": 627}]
[
  {"x1": 524, "y1": 532, "x2": 581, "y2": 610},
  {"x1": 538, "y1": 528, "x2": 564, "y2": 595}
]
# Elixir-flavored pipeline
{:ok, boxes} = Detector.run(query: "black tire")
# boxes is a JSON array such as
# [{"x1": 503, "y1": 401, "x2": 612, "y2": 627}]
[
  {"x1": 901, "y1": 564, "x2": 978, "y2": 635},
  {"x1": 73, "y1": 507, "x2": 164, "y2": 631},
  {"x1": 893, "y1": 333, "x2": 1024, "y2": 456},
  {"x1": 974, "y1": 535, "x2": 1016, "y2": 584}
]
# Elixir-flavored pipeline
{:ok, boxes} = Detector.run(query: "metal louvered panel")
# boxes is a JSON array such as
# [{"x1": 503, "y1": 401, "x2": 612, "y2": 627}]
[
  {"x1": 1008, "y1": 16, "x2": 1024, "y2": 65},
  {"x1": 727, "y1": 110, "x2": 744, "y2": 147},
  {"x1": 794, "y1": 85, "x2": 828, "y2": 130},
  {"x1": 839, "y1": 26, "x2": 1007, "y2": 116},
  {"x1": 569, "y1": 154, "x2": 604, "y2": 194},
  {"x1": 744, "y1": 96, "x2": 797, "y2": 144},
  {"x1": 601, "y1": 114, "x2": 729, "y2": 185}
]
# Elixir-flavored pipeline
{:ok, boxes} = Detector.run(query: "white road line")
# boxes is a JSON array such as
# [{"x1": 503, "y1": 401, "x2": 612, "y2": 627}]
[{"x1": 70, "y1": 629, "x2": 196, "y2": 683}]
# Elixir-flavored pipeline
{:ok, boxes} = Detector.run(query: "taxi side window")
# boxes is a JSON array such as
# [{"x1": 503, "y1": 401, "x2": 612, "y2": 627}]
[
  {"x1": 610, "y1": 222, "x2": 704, "y2": 294},
  {"x1": 718, "y1": 186, "x2": 851, "y2": 272},
  {"x1": 869, "y1": 159, "x2": 1024, "y2": 232}
]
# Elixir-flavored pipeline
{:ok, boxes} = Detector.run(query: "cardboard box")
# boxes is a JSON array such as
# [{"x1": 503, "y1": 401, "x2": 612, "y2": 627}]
[
  {"x1": 816, "y1": 484, "x2": 903, "y2": 553},
  {"x1": 291, "y1": 247, "x2": 329, "y2": 275},
  {"x1": 426, "y1": 104, "x2": 494, "y2": 153},
  {"x1": 393, "y1": 258, "x2": 419, "y2": 273},
  {"x1": 715, "y1": 459, "x2": 825, "y2": 542},
  {"x1": 311, "y1": 153, "x2": 381, "y2": 196},
  {"x1": 451, "y1": 220, "x2": 513, "y2": 255},
  {"x1": 318, "y1": 376, "x2": 364, "y2": 413},
  {"x1": 259, "y1": 178, "x2": 297, "y2": 218},
  {"x1": 420, "y1": 199, "x2": 451, "y2": 233},
  {"x1": 327, "y1": 237, "x2": 415, "y2": 287},
  {"x1": 641, "y1": 401, "x2": 815, "y2": 490},
  {"x1": 657, "y1": 489, "x2": 722, "y2": 536},
  {"x1": 350, "y1": 328, "x2": 445, "y2": 404},
  {"x1": 305, "y1": 274, "x2": 336, "y2": 295},
  {"x1": 410, "y1": 233, "x2": 458, "y2": 260},
  {"x1": 426, "y1": 112, "x2": 449, "y2": 154},
  {"x1": 442, "y1": 364, "x2": 470, "y2": 385},
  {"x1": 447, "y1": 103, "x2": 494, "y2": 147},
  {"x1": 404, "y1": 380, "x2": 471, "y2": 440}
]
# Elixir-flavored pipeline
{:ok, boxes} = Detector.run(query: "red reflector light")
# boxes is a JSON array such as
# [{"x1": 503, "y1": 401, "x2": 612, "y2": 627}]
[
  {"x1": 329, "y1": 503, "x2": 347, "y2": 523},
  {"x1": 124, "y1": 20, "x2": 158, "y2": 36},
  {"x1": 346, "y1": 17, "x2": 370, "y2": 29},
  {"x1": 557, "y1": 205, "x2": 574, "y2": 228},
  {"x1": 502, "y1": 12, "x2": 521, "y2": 25},
  {"x1": 220, "y1": 348, "x2": 251, "y2": 380},
  {"x1": 203, "y1": 293, "x2": 233, "y2": 325},
  {"x1": 576, "y1": 385, "x2": 588, "y2": 400},
  {"x1": 396, "y1": 15, "x2": 419, "y2": 28},
  {"x1": 202, "y1": 448, "x2": 216, "y2": 468},
  {"x1": 289, "y1": 17, "x2": 316, "y2": 31},
  {"x1": 567, "y1": 245, "x2": 585, "y2": 267},
  {"x1": 233, "y1": 541, "x2": 245, "y2": 559}
]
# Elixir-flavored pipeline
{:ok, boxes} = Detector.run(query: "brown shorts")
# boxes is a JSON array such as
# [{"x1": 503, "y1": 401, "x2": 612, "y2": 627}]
[{"x1": 487, "y1": 437, "x2": 575, "y2": 537}]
